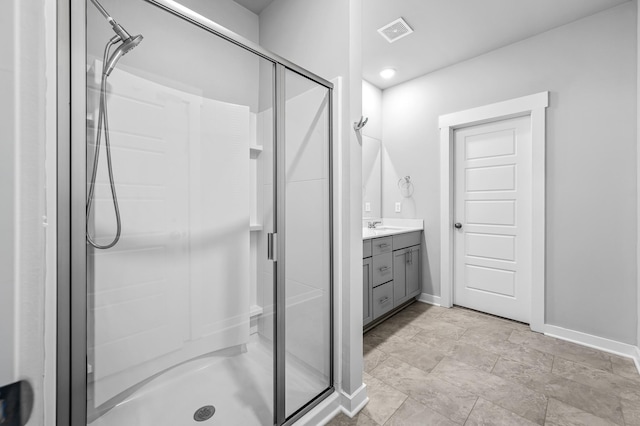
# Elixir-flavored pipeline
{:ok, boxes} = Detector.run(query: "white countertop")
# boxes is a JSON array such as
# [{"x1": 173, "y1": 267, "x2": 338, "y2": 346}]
[{"x1": 362, "y1": 218, "x2": 424, "y2": 240}]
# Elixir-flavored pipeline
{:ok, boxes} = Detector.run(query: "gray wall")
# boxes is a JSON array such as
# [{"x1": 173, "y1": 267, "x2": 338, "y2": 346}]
[
  {"x1": 363, "y1": 80, "x2": 382, "y2": 140},
  {"x1": 382, "y1": 2, "x2": 637, "y2": 344},
  {"x1": 0, "y1": 0, "x2": 49, "y2": 421},
  {"x1": 0, "y1": 0, "x2": 17, "y2": 387},
  {"x1": 260, "y1": 0, "x2": 365, "y2": 395}
]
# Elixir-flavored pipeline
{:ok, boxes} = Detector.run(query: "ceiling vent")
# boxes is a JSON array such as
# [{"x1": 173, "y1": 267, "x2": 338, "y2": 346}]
[{"x1": 377, "y1": 17, "x2": 414, "y2": 43}]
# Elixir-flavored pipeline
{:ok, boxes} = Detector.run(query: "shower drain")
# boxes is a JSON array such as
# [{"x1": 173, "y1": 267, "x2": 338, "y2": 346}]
[{"x1": 193, "y1": 405, "x2": 216, "y2": 422}]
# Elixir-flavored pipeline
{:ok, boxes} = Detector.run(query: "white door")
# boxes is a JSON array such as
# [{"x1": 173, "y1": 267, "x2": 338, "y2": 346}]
[{"x1": 453, "y1": 115, "x2": 532, "y2": 323}]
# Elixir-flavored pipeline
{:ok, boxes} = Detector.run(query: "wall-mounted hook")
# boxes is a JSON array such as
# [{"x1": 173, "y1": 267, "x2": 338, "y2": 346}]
[{"x1": 353, "y1": 116, "x2": 369, "y2": 132}]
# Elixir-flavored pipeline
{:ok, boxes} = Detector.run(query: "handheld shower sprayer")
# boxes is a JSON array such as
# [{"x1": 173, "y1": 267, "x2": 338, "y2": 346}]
[
  {"x1": 90, "y1": 0, "x2": 144, "y2": 75},
  {"x1": 105, "y1": 34, "x2": 143, "y2": 76},
  {"x1": 86, "y1": 0, "x2": 144, "y2": 249}
]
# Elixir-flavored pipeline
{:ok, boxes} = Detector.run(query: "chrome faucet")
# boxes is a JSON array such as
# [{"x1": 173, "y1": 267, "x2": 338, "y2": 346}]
[{"x1": 368, "y1": 221, "x2": 382, "y2": 229}]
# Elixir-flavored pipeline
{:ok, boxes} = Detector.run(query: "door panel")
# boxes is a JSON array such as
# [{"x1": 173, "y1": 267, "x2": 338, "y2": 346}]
[
  {"x1": 465, "y1": 265, "x2": 515, "y2": 296},
  {"x1": 392, "y1": 250, "x2": 407, "y2": 303},
  {"x1": 466, "y1": 165, "x2": 515, "y2": 192},
  {"x1": 406, "y1": 247, "x2": 421, "y2": 296},
  {"x1": 464, "y1": 129, "x2": 515, "y2": 159},
  {"x1": 454, "y1": 116, "x2": 532, "y2": 323},
  {"x1": 465, "y1": 233, "x2": 515, "y2": 261},
  {"x1": 283, "y1": 70, "x2": 332, "y2": 417},
  {"x1": 465, "y1": 200, "x2": 516, "y2": 225}
]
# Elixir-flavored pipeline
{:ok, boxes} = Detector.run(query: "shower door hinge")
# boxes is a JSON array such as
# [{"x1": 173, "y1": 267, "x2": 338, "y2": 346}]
[{"x1": 267, "y1": 233, "x2": 278, "y2": 262}]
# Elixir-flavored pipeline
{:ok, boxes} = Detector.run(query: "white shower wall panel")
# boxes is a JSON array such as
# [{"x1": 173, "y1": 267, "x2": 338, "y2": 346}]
[
  {"x1": 88, "y1": 65, "x2": 250, "y2": 406},
  {"x1": 190, "y1": 98, "x2": 250, "y2": 341}
]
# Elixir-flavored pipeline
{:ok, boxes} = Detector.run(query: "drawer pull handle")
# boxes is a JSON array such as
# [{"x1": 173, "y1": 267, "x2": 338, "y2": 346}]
[
  {"x1": 378, "y1": 243, "x2": 390, "y2": 248},
  {"x1": 379, "y1": 296, "x2": 389, "y2": 304},
  {"x1": 379, "y1": 266, "x2": 390, "y2": 272}
]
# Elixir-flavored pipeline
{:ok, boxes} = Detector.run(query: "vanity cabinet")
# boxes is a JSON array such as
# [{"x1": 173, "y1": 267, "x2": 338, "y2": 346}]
[{"x1": 363, "y1": 231, "x2": 422, "y2": 330}]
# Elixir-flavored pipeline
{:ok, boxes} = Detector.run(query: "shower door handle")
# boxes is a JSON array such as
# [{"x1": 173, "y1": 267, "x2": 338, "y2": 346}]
[{"x1": 267, "y1": 233, "x2": 278, "y2": 262}]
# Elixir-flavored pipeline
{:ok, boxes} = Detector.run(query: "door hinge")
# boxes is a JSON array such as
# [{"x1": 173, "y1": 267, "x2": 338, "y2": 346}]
[{"x1": 267, "y1": 233, "x2": 278, "y2": 262}]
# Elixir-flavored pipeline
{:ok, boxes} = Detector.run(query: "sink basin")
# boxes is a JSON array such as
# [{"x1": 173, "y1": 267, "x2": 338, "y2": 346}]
[
  {"x1": 363, "y1": 226, "x2": 412, "y2": 238},
  {"x1": 374, "y1": 226, "x2": 405, "y2": 231},
  {"x1": 362, "y1": 228, "x2": 380, "y2": 238}
]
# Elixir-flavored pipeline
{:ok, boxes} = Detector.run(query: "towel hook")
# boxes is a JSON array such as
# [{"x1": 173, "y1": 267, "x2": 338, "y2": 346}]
[{"x1": 353, "y1": 116, "x2": 368, "y2": 132}]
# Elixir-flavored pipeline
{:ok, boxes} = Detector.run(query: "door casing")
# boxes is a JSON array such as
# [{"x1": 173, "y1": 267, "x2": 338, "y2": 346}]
[{"x1": 438, "y1": 92, "x2": 548, "y2": 332}]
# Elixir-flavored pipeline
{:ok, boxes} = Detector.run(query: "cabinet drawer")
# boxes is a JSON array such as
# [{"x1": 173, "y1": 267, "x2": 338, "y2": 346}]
[
  {"x1": 393, "y1": 231, "x2": 421, "y2": 251},
  {"x1": 372, "y1": 252, "x2": 393, "y2": 287},
  {"x1": 363, "y1": 240, "x2": 372, "y2": 258},
  {"x1": 372, "y1": 281, "x2": 394, "y2": 319},
  {"x1": 371, "y1": 236, "x2": 393, "y2": 256}
]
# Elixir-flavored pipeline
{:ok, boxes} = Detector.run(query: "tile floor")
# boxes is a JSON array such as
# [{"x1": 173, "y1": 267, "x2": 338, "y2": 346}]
[{"x1": 327, "y1": 302, "x2": 640, "y2": 426}]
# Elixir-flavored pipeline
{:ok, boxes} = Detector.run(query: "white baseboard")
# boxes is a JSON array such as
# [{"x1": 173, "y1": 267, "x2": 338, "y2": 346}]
[
  {"x1": 417, "y1": 293, "x2": 441, "y2": 306},
  {"x1": 339, "y1": 383, "x2": 369, "y2": 417},
  {"x1": 299, "y1": 384, "x2": 369, "y2": 426},
  {"x1": 544, "y1": 324, "x2": 640, "y2": 374}
]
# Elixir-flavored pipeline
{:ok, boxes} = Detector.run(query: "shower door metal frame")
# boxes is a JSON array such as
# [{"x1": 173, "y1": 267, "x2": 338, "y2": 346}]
[
  {"x1": 57, "y1": 0, "x2": 90, "y2": 424},
  {"x1": 57, "y1": 0, "x2": 335, "y2": 425}
]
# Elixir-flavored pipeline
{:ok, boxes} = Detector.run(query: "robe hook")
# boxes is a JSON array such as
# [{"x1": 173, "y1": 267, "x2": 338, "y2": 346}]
[{"x1": 353, "y1": 116, "x2": 368, "y2": 132}]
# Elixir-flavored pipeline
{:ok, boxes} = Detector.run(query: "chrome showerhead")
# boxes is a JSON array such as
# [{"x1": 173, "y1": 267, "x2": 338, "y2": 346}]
[
  {"x1": 90, "y1": 0, "x2": 143, "y2": 75},
  {"x1": 105, "y1": 34, "x2": 143, "y2": 76}
]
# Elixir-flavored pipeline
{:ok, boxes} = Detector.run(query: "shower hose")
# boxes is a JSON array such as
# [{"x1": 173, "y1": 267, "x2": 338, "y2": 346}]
[{"x1": 86, "y1": 36, "x2": 122, "y2": 249}]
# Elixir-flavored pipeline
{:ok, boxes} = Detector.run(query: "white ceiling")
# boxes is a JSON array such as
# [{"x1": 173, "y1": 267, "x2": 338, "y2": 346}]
[
  {"x1": 233, "y1": 0, "x2": 274, "y2": 15},
  {"x1": 363, "y1": 0, "x2": 630, "y2": 89}
]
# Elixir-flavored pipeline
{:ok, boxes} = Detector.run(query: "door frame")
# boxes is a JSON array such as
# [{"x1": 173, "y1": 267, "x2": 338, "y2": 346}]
[{"x1": 438, "y1": 92, "x2": 548, "y2": 332}]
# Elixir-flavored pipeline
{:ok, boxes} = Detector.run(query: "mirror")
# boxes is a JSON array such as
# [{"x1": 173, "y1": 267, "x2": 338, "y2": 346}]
[
  {"x1": 362, "y1": 136, "x2": 381, "y2": 219},
  {"x1": 362, "y1": 80, "x2": 383, "y2": 221}
]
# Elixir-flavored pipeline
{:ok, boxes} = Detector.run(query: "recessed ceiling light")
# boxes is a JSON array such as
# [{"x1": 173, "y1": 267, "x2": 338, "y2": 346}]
[{"x1": 380, "y1": 68, "x2": 396, "y2": 79}]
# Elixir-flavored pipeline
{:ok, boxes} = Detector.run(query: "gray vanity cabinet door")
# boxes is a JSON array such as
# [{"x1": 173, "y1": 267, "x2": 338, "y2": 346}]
[
  {"x1": 393, "y1": 245, "x2": 422, "y2": 307},
  {"x1": 363, "y1": 257, "x2": 373, "y2": 326},
  {"x1": 406, "y1": 246, "x2": 421, "y2": 298},
  {"x1": 393, "y1": 249, "x2": 408, "y2": 307}
]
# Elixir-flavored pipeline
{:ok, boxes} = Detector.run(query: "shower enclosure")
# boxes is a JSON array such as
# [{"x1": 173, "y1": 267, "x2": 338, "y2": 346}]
[{"x1": 58, "y1": 1, "x2": 334, "y2": 424}]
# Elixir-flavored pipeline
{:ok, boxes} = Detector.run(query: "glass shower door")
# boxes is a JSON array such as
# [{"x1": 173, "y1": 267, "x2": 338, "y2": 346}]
[
  {"x1": 85, "y1": 1, "x2": 276, "y2": 424},
  {"x1": 282, "y1": 69, "x2": 332, "y2": 418}
]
